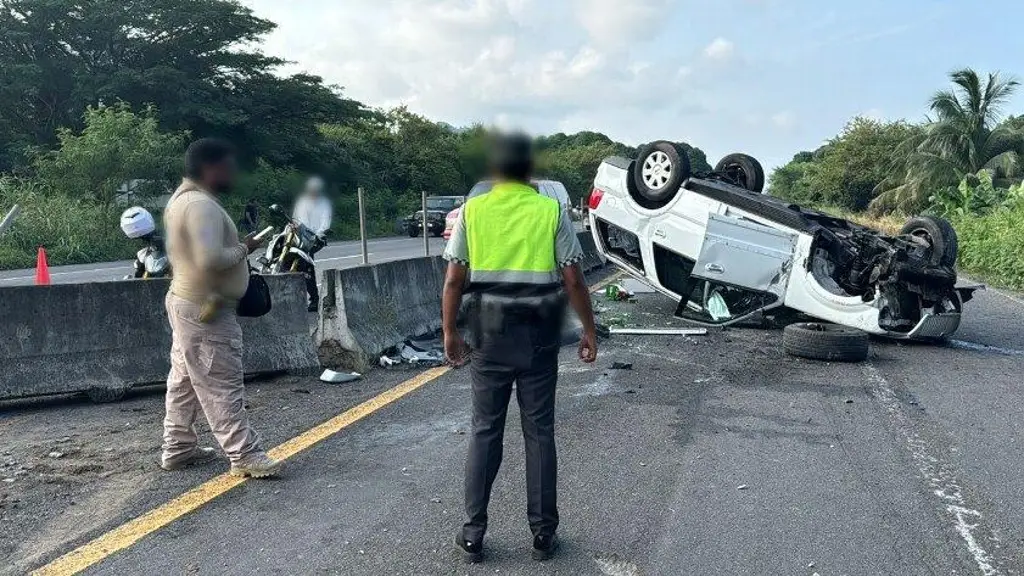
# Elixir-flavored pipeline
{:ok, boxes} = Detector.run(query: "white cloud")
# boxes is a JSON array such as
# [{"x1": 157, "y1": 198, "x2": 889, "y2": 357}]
[
  {"x1": 703, "y1": 37, "x2": 735, "y2": 61},
  {"x1": 238, "y1": 0, "x2": 820, "y2": 169},
  {"x1": 771, "y1": 111, "x2": 797, "y2": 130},
  {"x1": 571, "y1": 0, "x2": 676, "y2": 47}
]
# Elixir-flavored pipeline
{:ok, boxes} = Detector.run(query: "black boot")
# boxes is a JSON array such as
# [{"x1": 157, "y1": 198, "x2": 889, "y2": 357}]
[
  {"x1": 531, "y1": 533, "x2": 559, "y2": 561},
  {"x1": 454, "y1": 533, "x2": 484, "y2": 564}
]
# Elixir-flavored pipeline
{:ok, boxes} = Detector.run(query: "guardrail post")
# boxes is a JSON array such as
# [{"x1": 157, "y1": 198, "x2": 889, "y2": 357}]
[
  {"x1": 357, "y1": 187, "x2": 369, "y2": 265},
  {"x1": 421, "y1": 191, "x2": 429, "y2": 256}
]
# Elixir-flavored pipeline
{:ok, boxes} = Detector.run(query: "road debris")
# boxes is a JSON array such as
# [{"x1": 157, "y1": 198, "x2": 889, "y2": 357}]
[
  {"x1": 610, "y1": 327, "x2": 708, "y2": 336},
  {"x1": 619, "y1": 278, "x2": 656, "y2": 294},
  {"x1": 47, "y1": 451, "x2": 65, "y2": 459},
  {"x1": 737, "y1": 484, "x2": 749, "y2": 490},
  {"x1": 320, "y1": 369, "x2": 362, "y2": 384},
  {"x1": 609, "y1": 362, "x2": 633, "y2": 370},
  {"x1": 604, "y1": 283, "x2": 635, "y2": 302},
  {"x1": 290, "y1": 388, "x2": 311, "y2": 394}
]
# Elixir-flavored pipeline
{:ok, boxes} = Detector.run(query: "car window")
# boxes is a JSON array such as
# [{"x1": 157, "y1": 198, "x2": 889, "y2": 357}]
[
  {"x1": 550, "y1": 182, "x2": 570, "y2": 206},
  {"x1": 468, "y1": 181, "x2": 494, "y2": 198},
  {"x1": 537, "y1": 182, "x2": 554, "y2": 200}
]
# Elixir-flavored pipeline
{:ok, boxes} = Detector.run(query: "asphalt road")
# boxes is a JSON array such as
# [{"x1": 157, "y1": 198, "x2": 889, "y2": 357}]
[
  {"x1": 3, "y1": 278, "x2": 1024, "y2": 575},
  {"x1": 0, "y1": 236, "x2": 447, "y2": 287}
]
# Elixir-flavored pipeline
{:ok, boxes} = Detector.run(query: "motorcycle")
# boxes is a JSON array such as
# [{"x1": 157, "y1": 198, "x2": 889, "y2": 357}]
[
  {"x1": 127, "y1": 235, "x2": 170, "y2": 280},
  {"x1": 120, "y1": 206, "x2": 170, "y2": 280},
  {"x1": 257, "y1": 204, "x2": 329, "y2": 275}
]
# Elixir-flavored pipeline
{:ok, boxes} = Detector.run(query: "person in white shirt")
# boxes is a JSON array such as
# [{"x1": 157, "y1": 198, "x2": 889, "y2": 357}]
[
  {"x1": 293, "y1": 176, "x2": 333, "y2": 235},
  {"x1": 292, "y1": 176, "x2": 333, "y2": 311}
]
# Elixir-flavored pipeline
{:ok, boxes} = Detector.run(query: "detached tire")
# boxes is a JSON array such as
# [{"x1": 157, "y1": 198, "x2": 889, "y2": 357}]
[
  {"x1": 783, "y1": 322, "x2": 869, "y2": 362},
  {"x1": 632, "y1": 141, "x2": 691, "y2": 207},
  {"x1": 900, "y1": 216, "x2": 958, "y2": 268},
  {"x1": 715, "y1": 153, "x2": 765, "y2": 193}
]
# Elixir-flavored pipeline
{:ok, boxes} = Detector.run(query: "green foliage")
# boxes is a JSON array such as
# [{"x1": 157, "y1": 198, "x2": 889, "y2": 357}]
[
  {"x1": 812, "y1": 117, "x2": 922, "y2": 210},
  {"x1": 953, "y1": 203, "x2": 1024, "y2": 290},
  {"x1": 0, "y1": 0, "x2": 367, "y2": 171},
  {"x1": 0, "y1": 177, "x2": 133, "y2": 269},
  {"x1": 872, "y1": 69, "x2": 1024, "y2": 214},
  {"x1": 32, "y1": 104, "x2": 187, "y2": 203},
  {"x1": 0, "y1": 0, "x2": 717, "y2": 268},
  {"x1": 768, "y1": 118, "x2": 918, "y2": 210},
  {"x1": 768, "y1": 161, "x2": 819, "y2": 205},
  {"x1": 929, "y1": 170, "x2": 1004, "y2": 217}
]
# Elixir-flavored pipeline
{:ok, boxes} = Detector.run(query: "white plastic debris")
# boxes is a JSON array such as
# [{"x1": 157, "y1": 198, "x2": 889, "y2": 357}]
[
  {"x1": 400, "y1": 344, "x2": 443, "y2": 363},
  {"x1": 320, "y1": 369, "x2": 362, "y2": 384},
  {"x1": 610, "y1": 328, "x2": 708, "y2": 336}
]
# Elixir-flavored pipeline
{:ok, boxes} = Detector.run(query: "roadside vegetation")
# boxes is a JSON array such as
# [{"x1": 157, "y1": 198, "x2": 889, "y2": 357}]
[
  {"x1": 0, "y1": 0, "x2": 712, "y2": 270},
  {"x1": 770, "y1": 69, "x2": 1024, "y2": 290}
]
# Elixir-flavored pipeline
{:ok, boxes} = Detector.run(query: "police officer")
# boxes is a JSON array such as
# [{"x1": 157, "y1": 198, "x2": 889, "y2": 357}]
[{"x1": 442, "y1": 132, "x2": 598, "y2": 564}]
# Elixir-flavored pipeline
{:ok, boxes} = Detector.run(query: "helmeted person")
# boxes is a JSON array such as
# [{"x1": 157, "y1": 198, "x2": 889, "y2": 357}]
[
  {"x1": 160, "y1": 138, "x2": 280, "y2": 478},
  {"x1": 292, "y1": 175, "x2": 332, "y2": 311},
  {"x1": 442, "y1": 131, "x2": 598, "y2": 564}
]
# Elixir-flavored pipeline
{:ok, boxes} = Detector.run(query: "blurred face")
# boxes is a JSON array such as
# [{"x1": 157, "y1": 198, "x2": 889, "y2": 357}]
[{"x1": 203, "y1": 157, "x2": 237, "y2": 194}]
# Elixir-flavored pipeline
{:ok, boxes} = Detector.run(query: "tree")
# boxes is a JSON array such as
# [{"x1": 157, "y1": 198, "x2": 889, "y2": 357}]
[
  {"x1": 0, "y1": 0, "x2": 366, "y2": 171},
  {"x1": 810, "y1": 117, "x2": 922, "y2": 210},
  {"x1": 872, "y1": 68, "x2": 1024, "y2": 213},
  {"x1": 768, "y1": 161, "x2": 819, "y2": 205},
  {"x1": 33, "y1": 104, "x2": 187, "y2": 202}
]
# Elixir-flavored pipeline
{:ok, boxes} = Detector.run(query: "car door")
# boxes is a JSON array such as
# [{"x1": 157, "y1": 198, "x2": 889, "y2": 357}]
[
  {"x1": 678, "y1": 213, "x2": 797, "y2": 324},
  {"x1": 692, "y1": 213, "x2": 797, "y2": 296}
]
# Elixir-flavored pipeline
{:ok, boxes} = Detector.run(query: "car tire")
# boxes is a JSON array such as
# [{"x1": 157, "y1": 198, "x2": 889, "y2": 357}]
[
  {"x1": 408, "y1": 227, "x2": 419, "y2": 238},
  {"x1": 632, "y1": 141, "x2": 691, "y2": 207},
  {"x1": 715, "y1": 153, "x2": 765, "y2": 193},
  {"x1": 783, "y1": 322, "x2": 869, "y2": 362},
  {"x1": 900, "y1": 216, "x2": 958, "y2": 268}
]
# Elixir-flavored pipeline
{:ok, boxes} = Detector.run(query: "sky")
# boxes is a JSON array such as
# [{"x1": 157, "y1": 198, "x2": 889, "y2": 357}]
[{"x1": 240, "y1": 0, "x2": 1024, "y2": 171}]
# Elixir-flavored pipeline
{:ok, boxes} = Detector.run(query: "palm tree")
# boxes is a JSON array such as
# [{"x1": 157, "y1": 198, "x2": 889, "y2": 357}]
[{"x1": 871, "y1": 68, "x2": 1024, "y2": 214}]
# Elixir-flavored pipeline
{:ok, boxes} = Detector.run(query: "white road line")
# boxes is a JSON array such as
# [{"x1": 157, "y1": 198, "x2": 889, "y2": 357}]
[
  {"x1": 0, "y1": 265, "x2": 130, "y2": 282},
  {"x1": 949, "y1": 340, "x2": 1024, "y2": 357},
  {"x1": 863, "y1": 364, "x2": 1001, "y2": 576},
  {"x1": 990, "y1": 288, "x2": 1024, "y2": 308},
  {"x1": 318, "y1": 254, "x2": 368, "y2": 264}
]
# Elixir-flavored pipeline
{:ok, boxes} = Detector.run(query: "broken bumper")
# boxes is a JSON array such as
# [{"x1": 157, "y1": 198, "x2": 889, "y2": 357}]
[{"x1": 900, "y1": 312, "x2": 962, "y2": 340}]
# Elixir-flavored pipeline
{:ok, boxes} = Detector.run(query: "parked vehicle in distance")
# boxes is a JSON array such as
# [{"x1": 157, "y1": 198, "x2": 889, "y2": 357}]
[
  {"x1": 404, "y1": 196, "x2": 464, "y2": 238},
  {"x1": 443, "y1": 179, "x2": 572, "y2": 240},
  {"x1": 588, "y1": 140, "x2": 979, "y2": 342}
]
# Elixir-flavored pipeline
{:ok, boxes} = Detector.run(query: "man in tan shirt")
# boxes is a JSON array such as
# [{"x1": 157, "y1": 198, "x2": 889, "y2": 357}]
[{"x1": 160, "y1": 138, "x2": 280, "y2": 478}]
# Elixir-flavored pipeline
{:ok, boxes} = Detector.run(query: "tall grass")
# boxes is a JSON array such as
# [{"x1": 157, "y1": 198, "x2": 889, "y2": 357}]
[
  {"x1": 0, "y1": 178, "x2": 134, "y2": 270},
  {"x1": 951, "y1": 206, "x2": 1024, "y2": 290},
  {"x1": 0, "y1": 175, "x2": 426, "y2": 271}
]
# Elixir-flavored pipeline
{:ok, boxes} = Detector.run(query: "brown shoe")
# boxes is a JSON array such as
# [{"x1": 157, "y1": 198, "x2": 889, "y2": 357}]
[
  {"x1": 160, "y1": 447, "x2": 219, "y2": 471},
  {"x1": 229, "y1": 453, "x2": 282, "y2": 478}
]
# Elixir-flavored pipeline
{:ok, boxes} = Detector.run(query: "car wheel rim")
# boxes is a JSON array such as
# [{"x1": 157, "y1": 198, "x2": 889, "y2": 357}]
[{"x1": 642, "y1": 151, "x2": 673, "y2": 191}]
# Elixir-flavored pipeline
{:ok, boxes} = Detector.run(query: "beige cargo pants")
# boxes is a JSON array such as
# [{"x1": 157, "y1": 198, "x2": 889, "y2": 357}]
[{"x1": 163, "y1": 293, "x2": 262, "y2": 464}]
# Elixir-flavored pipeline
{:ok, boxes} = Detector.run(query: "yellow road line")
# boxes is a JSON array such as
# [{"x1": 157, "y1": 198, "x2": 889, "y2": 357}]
[{"x1": 33, "y1": 366, "x2": 450, "y2": 576}]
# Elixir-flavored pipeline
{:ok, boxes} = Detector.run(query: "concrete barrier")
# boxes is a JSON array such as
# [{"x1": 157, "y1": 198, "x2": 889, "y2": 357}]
[
  {"x1": 318, "y1": 256, "x2": 446, "y2": 371},
  {"x1": 0, "y1": 275, "x2": 319, "y2": 402},
  {"x1": 577, "y1": 230, "x2": 606, "y2": 273}
]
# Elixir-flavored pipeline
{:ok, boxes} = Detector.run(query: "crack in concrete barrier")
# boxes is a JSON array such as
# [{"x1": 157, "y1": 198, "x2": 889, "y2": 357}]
[{"x1": 864, "y1": 364, "x2": 1001, "y2": 576}]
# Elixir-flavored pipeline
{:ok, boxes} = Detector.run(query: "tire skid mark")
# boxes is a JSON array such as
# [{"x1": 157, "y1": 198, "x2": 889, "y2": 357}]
[{"x1": 864, "y1": 364, "x2": 1002, "y2": 576}]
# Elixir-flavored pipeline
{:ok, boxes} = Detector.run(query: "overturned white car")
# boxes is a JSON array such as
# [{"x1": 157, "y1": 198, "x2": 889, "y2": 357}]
[{"x1": 587, "y1": 141, "x2": 979, "y2": 343}]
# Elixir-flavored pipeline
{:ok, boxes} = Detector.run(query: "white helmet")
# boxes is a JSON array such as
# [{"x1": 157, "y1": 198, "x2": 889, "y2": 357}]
[{"x1": 120, "y1": 206, "x2": 155, "y2": 239}]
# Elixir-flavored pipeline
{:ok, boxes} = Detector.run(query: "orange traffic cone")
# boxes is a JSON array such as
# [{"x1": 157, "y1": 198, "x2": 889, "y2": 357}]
[{"x1": 35, "y1": 246, "x2": 51, "y2": 286}]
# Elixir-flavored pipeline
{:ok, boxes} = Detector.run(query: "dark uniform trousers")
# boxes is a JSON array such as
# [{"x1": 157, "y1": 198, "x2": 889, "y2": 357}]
[{"x1": 462, "y1": 317, "x2": 561, "y2": 543}]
